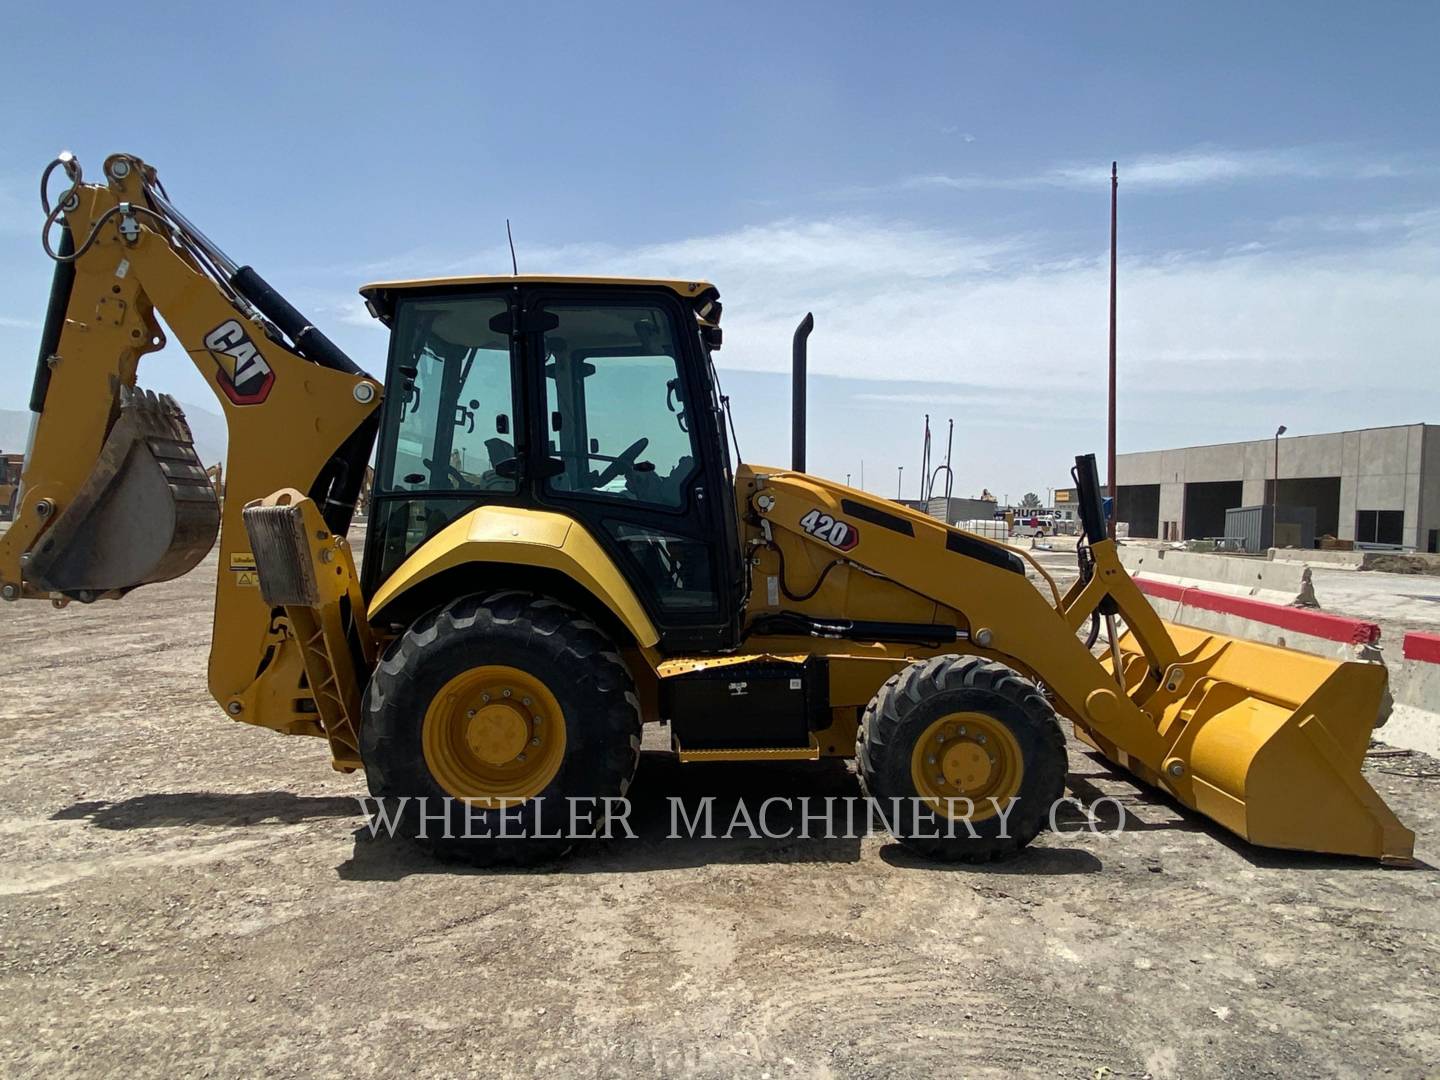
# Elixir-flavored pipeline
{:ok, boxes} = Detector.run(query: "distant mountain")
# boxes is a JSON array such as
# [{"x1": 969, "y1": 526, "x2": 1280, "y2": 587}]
[
  {"x1": 0, "y1": 410, "x2": 30, "y2": 457},
  {"x1": 0, "y1": 400, "x2": 228, "y2": 468},
  {"x1": 175, "y1": 401, "x2": 229, "y2": 469}
]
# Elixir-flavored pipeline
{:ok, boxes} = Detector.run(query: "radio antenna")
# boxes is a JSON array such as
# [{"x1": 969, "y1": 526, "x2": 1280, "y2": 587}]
[{"x1": 506, "y1": 219, "x2": 518, "y2": 275}]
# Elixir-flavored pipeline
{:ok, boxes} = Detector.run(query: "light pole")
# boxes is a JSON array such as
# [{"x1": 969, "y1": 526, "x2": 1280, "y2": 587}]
[
  {"x1": 1271, "y1": 424, "x2": 1287, "y2": 548},
  {"x1": 897, "y1": 466, "x2": 904, "y2": 500},
  {"x1": 1107, "y1": 161, "x2": 1119, "y2": 540}
]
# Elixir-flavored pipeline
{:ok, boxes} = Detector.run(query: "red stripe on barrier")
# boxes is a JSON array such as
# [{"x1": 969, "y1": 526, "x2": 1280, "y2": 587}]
[
  {"x1": 1402, "y1": 631, "x2": 1440, "y2": 664},
  {"x1": 1133, "y1": 577, "x2": 1381, "y2": 645}
]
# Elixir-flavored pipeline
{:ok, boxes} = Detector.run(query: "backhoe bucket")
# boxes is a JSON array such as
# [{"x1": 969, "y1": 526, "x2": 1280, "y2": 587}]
[
  {"x1": 1112, "y1": 623, "x2": 1414, "y2": 863},
  {"x1": 25, "y1": 386, "x2": 219, "y2": 597}
]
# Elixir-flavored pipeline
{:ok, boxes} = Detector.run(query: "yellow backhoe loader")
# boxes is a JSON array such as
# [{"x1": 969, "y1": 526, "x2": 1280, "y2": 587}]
[{"x1": 0, "y1": 153, "x2": 1414, "y2": 866}]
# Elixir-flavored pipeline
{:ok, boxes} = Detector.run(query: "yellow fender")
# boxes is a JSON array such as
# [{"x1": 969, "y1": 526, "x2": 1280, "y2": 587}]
[{"x1": 367, "y1": 505, "x2": 660, "y2": 648}]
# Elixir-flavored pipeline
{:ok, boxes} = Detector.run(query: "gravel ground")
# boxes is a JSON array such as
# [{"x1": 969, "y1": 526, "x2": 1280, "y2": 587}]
[{"x1": 1, "y1": 540, "x2": 1437, "y2": 1079}]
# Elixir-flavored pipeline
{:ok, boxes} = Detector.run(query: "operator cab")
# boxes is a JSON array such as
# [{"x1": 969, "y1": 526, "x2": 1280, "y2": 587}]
[{"x1": 359, "y1": 276, "x2": 742, "y2": 652}]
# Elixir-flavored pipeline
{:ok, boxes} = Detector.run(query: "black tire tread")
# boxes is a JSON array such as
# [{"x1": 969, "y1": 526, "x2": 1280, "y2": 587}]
[
  {"x1": 361, "y1": 591, "x2": 641, "y2": 866},
  {"x1": 857, "y1": 654, "x2": 1066, "y2": 863}
]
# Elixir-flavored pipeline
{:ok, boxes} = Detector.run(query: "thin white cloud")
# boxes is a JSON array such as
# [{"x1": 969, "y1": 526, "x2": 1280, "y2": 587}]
[
  {"x1": 842, "y1": 145, "x2": 1435, "y2": 197},
  {"x1": 0, "y1": 315, "x2": 39, "y2": 330},
  {"x1": 315, "y1": 211, "x2": 1440, "y2": 408},
  {"x1": 1048, "y1": 147, "x2": 1420, "y2": 188},
  {"x1": 23, "y1": 206, "x2": 1431, "y2": 497},
  {"x1": 1270, "y1": 206, "x2": 1440, "y2": 237}
]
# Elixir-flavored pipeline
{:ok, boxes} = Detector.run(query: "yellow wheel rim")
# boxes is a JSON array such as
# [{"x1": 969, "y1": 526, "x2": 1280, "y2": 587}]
[
  {"x1": 421, "y1": 665, "x2": 566, "y2": 805},
  {"x1": 910, "y1": 712, "x2": 1024, "y2": 822}
]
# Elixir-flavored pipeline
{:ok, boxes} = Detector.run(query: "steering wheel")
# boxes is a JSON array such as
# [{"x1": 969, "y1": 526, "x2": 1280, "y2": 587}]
[
  {"x1": 423, "y1": 457, "x2": 466, "y2": 489},
  {"x1": 594, "y1": 437, "x2": 648, "y2": 488}
]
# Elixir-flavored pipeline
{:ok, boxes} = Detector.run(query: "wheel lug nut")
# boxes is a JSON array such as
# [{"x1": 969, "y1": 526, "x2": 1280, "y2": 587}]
[
  {"x1": 482, "y1": 693, "x2": 490, "y2": 703},
  {"x1": 466, "y1": 709, "x2": 475, "y2": 718},
  {"x1": 976, "y1": 734, "x2": 986, "y2": 745},
  {"x1": 531, "y1": 737, "x2": 541, "y2": 746},
  {"x1": 522, "y1": 697, "x2": 532, "y2": 706},
  {"x1": 517, "y1": 752, "x2": 527, "y2": 762},
  {"x1": 927, "y1": 755, "x2": 937, "y2": 764},
  {"x1": 503, "y1": 689, "x2": 512, "y2": 698}
]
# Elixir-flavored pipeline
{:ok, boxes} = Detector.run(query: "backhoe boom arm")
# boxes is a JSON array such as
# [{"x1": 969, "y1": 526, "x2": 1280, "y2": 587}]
[{"x1": 1, "y1": 153, "x2": 382, "y2": 744}]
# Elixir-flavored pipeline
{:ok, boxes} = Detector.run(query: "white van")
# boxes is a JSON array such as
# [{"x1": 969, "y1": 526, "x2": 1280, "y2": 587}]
[{"x1": 1012, "y1": 513, "x2": 1056, "y2": 538}]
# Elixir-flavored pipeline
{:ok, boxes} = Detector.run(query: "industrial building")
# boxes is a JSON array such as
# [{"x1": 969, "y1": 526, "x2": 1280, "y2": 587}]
[{"x1": 1112, "y1": 424, "x2": 1440, "y2": 550}]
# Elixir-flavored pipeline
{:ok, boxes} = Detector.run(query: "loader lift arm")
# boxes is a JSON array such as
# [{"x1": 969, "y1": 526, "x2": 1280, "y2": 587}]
[
  {"x1": 745, "y1": 456, "x2": 1415, "y2": 864},
  {"x1": 1, "y1": 153, "x2": 382, "y2": 746}
]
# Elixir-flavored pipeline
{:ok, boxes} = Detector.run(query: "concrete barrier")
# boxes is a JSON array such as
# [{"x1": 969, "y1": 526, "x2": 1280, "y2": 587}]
[
  {"x1": 1134, "y1": 578, "x2": 1378, "y2": 660},
  {"x1": 1133, "y1": 579, "x2": 1438, "y2": 756},
  {"x1": 1269, "y1": 548, "x2": 1367, "y2": 570},
  {"x1": 1270, "y1": 548, "x2": 1440, "y2": 575},
  {"x1": 1119, "y1": 545, "x2": 1315, "y2": 606},
  {"x1": 1383, "y1": 632, "x2": 1440, "y2": 757}
]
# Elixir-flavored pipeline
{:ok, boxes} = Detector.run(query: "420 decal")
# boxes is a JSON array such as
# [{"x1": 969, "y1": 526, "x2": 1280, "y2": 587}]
[{"x1": 799, "y1": 509, "x2": 860, "y2": 551}]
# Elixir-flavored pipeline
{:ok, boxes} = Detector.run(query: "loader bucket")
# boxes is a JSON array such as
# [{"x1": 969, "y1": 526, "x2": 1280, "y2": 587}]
[
  {"x1": 25, "y1": 386, "x2": 219, "y2": 597},
  {"x1": 1112, "y1": 622, "x2": 1415, "y2": 863}
]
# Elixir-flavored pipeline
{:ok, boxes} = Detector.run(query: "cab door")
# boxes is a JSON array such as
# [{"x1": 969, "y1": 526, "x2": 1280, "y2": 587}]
[
  {"x1": 364, "y1": 290, "x2": 524, "y2": 593},
  {"x1": 524, "y1": 288, "x2": 739, "y2": 652}
]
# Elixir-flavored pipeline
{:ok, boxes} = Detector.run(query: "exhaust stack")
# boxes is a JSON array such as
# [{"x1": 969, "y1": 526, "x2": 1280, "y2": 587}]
[{"x1": 791, "y1": 312, "x2": 813, "y2": 472}]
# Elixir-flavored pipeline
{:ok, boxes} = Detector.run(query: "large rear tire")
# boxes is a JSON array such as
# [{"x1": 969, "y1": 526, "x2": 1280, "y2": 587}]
[
  {"x1": 857, "y1": 655, "x2": 1066, "y2": 862},
  {"x1": 360, "y1": 591, "x2": 641, "y2": 865}
]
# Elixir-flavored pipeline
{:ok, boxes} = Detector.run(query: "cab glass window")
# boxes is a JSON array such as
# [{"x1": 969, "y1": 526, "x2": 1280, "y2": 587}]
[
  {"x1": 379, "y1": 296, "x2": 518, "y2": 494},
  {"x1": 603, "y1": 521, "x2": 718, "y2": 612},
  {"x1": 541, "y1": 304, "x2": 696, "y2": 508}
]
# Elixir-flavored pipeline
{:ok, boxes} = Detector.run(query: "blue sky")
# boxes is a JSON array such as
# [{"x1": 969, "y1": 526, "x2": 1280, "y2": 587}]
[{"x1": 2, "y1": 2, "x2": 1436, "y2": 500}]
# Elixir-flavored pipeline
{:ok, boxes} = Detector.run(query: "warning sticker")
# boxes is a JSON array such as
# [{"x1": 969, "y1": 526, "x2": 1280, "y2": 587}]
[{"x1": 230, "y1": 552, "x2": 259, "y2": 587}]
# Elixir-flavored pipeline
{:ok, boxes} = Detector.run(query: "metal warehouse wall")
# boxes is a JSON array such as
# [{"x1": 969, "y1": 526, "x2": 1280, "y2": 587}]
[{"x1": 1116, "y1": 424, "x2": 1436, "y2": 548}]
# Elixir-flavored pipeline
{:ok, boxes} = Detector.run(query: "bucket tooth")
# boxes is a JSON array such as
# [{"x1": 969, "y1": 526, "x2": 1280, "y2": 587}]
[{"x1": 25, "y1": 385, "x2": 220, "y2": 596}]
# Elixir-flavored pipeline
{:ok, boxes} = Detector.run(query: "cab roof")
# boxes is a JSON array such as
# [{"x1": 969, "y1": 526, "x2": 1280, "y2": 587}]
[
  {"x1": 360, "y1": 274, "x2": 715, "y2": 296},
  {"x1": 358, "y1": 275, "x2": 720, "y2": 324}
]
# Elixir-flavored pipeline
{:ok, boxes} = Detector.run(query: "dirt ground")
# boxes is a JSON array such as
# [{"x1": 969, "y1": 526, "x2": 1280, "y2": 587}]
[{"x1": 2, "y1": 540, "x2": 1438, "y2": 1079}]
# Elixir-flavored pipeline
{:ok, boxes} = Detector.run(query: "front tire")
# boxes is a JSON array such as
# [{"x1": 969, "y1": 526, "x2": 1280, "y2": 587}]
[
  {"x1": 360, "y1": 592, "x2": 641, "y2": 865},
  {"x1": 857, "y1": 655, "x2": 1066, "y2": 862}
]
